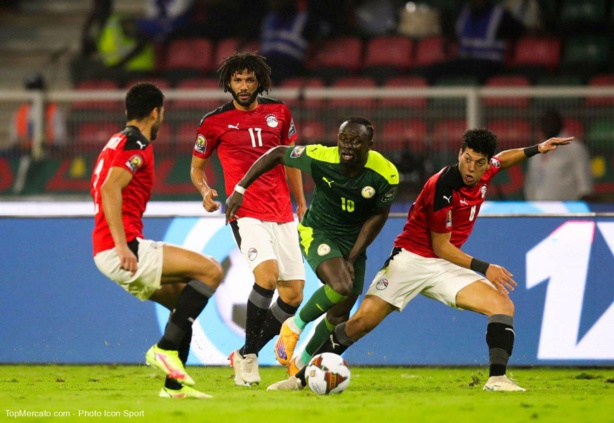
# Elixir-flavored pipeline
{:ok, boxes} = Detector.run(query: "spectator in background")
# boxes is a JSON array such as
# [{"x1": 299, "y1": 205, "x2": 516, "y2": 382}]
[
  {"x1": 10, "y1": 73, "x2": 67, "y2": 151},
  {"x1": 422, "y1": 0, "x2": 524, "y2": 84},
  {"x1": 259, "y1": 0, "x2": 321, "y2": 84},
  {"x1": 501, "y1": 0, "x2": 541, "y2": 32},
  {"x1": 524, "y1": 109, "x2": 594, "y2": 201},
  {"x1": 71, "y1": 0, "x2": 155, "y2": 84},
  {"x1": 134, "y1": 0, "x2": 195, "y2": 42}
]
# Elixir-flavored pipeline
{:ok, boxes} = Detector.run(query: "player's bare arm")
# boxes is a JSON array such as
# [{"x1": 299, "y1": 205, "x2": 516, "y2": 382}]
[
  {"x1": 190, "y1": 155, "x2": 220, "y2": 212},
  {"x1": 225, "y1": 145, "x2": 291, "y2": 222},
  {"x1": 100, "y1": 166, "x2": 138, "y2": 275},
  {"x1": 496, "y1": 137, "x2": 574, "y2": 169},
  {"x1": 431, "y1": 231, "x2": 516, "y2": 295},
  {"x1": 286, "y1": 165, "x2": 307, "y2": 221}
]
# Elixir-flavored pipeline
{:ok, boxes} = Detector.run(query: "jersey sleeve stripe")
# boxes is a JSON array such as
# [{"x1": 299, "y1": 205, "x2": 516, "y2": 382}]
[{"x1": 365, "y1": 151, "x2": 400, "y2": 185}]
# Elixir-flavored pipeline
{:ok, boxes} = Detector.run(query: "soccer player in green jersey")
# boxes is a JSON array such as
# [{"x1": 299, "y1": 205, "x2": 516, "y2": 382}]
[{"x1": 226, "y1": 116, "x2": 399, "y2": 375}]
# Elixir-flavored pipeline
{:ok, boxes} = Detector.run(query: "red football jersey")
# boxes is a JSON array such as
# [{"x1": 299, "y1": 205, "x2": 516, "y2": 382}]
[
  {"x1": 91, "y1": 126, "x2": 154, "y2": 255},
  {"x1": 193, "y1": 97, "x2": 297, "y2": 223},
  {"x1": 394, "y1": 157, "x2": 502, "y2": 258}
]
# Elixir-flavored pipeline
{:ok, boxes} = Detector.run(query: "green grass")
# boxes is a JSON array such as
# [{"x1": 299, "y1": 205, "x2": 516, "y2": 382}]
[{"x1": 1, "y1": 365, "x2": 613, "y2": 423}]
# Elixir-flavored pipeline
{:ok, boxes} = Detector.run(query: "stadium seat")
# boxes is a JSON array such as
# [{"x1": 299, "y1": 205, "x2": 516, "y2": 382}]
[
  {"x1": 214, "y1": 38, "x2": 260, "y2": 67},
  {"x1": 560, "y1": 0, "x2": 607, "y2": 34},
  {"x1": 75, "y1": 122, "x2": 122, "y2": 151},
  {"x1": 414, "y1": 35, "x2": 452, "y2": 68},
  {"x1": 381, "y1": 76, "x2": 428, "y2": 108},
  {"x1": 483, "y1": 75, "x2": 531, "y2": 109},
  {"x1": 362, "y1": 36, "x2": 414, "y2": 83},
  {"x1": 309, "y1": 36, "x2": 363, "y2": 83},
  {"x1": 382, "y1": 119, "x2": 428, "y2": 153},
  {"x1": 328, "y1": 77, "x2": 377, "y2": 109},
  {"x1": 173, "y1": 78, "x2": 220, "y2": 112},
  {"x1": 298, "y1": 119, "x2": 326, "y2": 144},
  {"x1": 561, "y1": 36, "x2": 611, "y2": 78},
  {"x1": 431, "y1": 119, "x2": 466, "y2": 152},
  {"x1": 124, "y1": 77, "x2": 170, "y2": 90},
  {"x1": 72, "y1": 80, "x2": 121, "y2": 112},
  {"x1": 508, "y1": 36, "x2": 561, "y2": 76},
  {"x1": 162, "y1": 38, "x2": 214, "y2": 82},
  {"x1": 174, "y1": 122, "x2": 199, "y2": 153},
  {"x1": 585, "y1": 74, "x2": 614, "y2": 106},
  {"x1": 278, "y1": 77, "x2": 326, "y2": 109},
  {"x1": 487, "y1": 119, "x2": 532, "y2": 149}
]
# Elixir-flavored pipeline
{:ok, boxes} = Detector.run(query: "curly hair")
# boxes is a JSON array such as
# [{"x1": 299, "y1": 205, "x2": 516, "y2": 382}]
[
  {"x1": 217, "y1": 52, "x2": 272, "y2": 94},
  {"x1": 462, "y1": 128, "x2": 498, "y2": 159}
]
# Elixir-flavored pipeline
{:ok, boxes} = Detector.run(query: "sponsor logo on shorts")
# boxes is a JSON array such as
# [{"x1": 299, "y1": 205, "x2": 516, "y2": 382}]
[
  {"x1": 248, "y1": 247, "x2": 258, "y2": 261},
  {"x1": 376, "y1": 278, "x2": 388, "y2": 290},
  {"x1": 317, "y1": 243, "x2": 331, "y2": 256},
  {"x1": 195, "y1": 134, "x2": 207, "y2": 154},
  {"x1": 490, "y1": 158, "x2": 500, "y2": 168},
  {"x1": 361, "y1": 186, "x2": 375, "y2": 199},
  {"x1": 126, "y1": 154, "x2": 143, "y2": 173},
  {"x1": 290, "y1": 146, "x2": 305, "y2": 158},
  {"x1": 266, "y1": 114, "x2": 279, "y2": 128}
]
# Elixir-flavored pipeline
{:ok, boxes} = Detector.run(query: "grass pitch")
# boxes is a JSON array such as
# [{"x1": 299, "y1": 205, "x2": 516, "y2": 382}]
[{"x1": 1, "y1": 365, "x2": 612, "y2": 423}]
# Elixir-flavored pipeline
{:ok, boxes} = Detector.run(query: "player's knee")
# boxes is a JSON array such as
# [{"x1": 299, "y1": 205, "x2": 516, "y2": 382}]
[
  {"x1": 279, "y1": 286, "x2": 303, "y2": 307},
  {"x1": 329, "y1": 280, "x2": 353, "y2": 297},
  {"x1": 488, "y1": 295, "x2": 515, "y2": 317}
]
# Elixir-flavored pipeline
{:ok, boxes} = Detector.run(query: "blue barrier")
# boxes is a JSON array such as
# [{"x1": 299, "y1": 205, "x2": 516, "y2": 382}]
[{"x1": 0, "y1": 210, "x2": 612, "y2": 366}]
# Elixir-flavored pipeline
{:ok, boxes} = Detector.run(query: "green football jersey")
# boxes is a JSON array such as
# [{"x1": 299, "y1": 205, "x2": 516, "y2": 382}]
[{"x1": 284, "y1": 144, "x2": 399, "y2": 238}]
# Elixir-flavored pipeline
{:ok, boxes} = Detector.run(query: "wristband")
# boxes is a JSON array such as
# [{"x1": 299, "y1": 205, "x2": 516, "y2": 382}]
[
  {"x1": 524, "y1": 145, "x2": 539, "y2": 158},
  {"x1": 234, "y1": 184, "x2": 246, "y2": 195},
  {"x1": 470, "y1": 258, "x2": 490, "y2": 274}
]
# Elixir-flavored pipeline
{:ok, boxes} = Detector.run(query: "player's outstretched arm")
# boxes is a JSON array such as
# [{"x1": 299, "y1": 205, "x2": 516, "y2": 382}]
[
  {"x1": 190, "y1": 155, "x2": 220, "y2": 212},
  {"x1": 225, "y1": 145, "x2": 291, "y2": 222},
  {"x1": 496, "y1": 137, "x2": 574, "y2": 169}
]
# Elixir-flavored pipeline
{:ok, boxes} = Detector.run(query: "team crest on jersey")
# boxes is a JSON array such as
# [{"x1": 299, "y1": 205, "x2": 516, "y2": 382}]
[
  {"x1": 266, "y1": 114, "x2": 279, "y2": 128},
  {"x1": 317, "y1": 243, "x2": 331, "y2": 256},
  {"x1": 381, "y1": 187, "x2": 397, "y2": 203},
  {"x1": 480, "y1": 185, "x2": 487, "y2": 199},
  {"x1": 490, "y1": 158, "x2": 500, "y2": 168},
  {"x1": 126, "y1": 154, "x2": 143, "y2": 173},
  {"x1": 288, "y1": 118, "x2": 296, "y2": 138},
  {"x1": 361, "y1": 186, "x2": 376, "y2": 199},
  {"x1": 376, "y1": 278, "x2": 388, "y2": 290},
  {"x1": 195, "y1": 134, "x2": 207, "y2": 154},
  {"x1": 446, "y1": 210, "x2": 452, "y2": 228},
  {"x1": 248, "y1": 248, "x2": 258, "y2": 261},
  {"x1": 290, "y1": 146, "x2": 306, "y2": 158}
]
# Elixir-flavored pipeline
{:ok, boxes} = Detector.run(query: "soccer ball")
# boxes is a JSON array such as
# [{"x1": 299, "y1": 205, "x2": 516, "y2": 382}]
[{"x1": 305, "y1": 353, "x2": 351, "y2": 395}]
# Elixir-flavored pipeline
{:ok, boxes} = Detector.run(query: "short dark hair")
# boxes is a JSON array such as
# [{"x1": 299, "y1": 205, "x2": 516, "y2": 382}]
[
  {"x1": 217, "y1": 52, "x2": 272, "y2": 94},
  {"x1": 540, "y1": 109, "x2": 563, "y2": 139},
  {"x1": 125, "y1": 82, "x2": 164, "y2": 121},
  {"x1": 341, "y1": 116, "x2": 374, "y2": 140},
  {"x1": 462, "y1": 128, "x2": 497, "y2": 159}
]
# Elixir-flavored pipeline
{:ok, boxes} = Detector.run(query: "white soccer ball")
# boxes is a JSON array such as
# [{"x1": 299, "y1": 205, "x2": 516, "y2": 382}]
[{"x1": 305, "y1": 353, "x2": 351, "y2": 395}]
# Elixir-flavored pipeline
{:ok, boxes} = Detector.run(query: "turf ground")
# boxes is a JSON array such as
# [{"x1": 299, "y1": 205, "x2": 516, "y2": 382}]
[{"x1": 1, "y1": 365, "x2": 612, "y2": 423}]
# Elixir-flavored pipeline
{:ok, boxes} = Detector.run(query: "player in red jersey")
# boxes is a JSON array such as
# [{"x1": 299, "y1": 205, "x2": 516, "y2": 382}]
[
  {"x1": 91, "y1": 82, "x2": 223, "y2": 399},
  {"x1": 267, "y1": 128, "x2": 574, "y2": 392},
  {"x1": 190, "y1": 52, "x2": 307, "y2": 386}
]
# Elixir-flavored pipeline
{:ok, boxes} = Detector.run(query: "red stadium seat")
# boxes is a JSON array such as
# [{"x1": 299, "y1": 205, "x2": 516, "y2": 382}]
[
  {"x1": 414, "y1": 35, "x2": 453, "y2": 68},
  {"x1": 124, "y1": 77, "x2": 170, "y2": 90},
  {"x1": 563, "y1": 118, "x2": 584, "y2": 140},
  {"x1": 362, "y1": 36, "x2": 413, "y2": 82},
  {"x1": 585, "y1": 74, "x2": 614, "y2": 106},
  {"x1": 173, "y1": 77, "x2": 220, "y2": 111},
  {"x1": 487, "y1": 119, "x2": 532, "y2": 149},
  {"x1": 329, "y1": 77, "x2": 377, "y2": 109},
  {"x1": 508, "y1": 36, "x2": 561, "y2": 73},
  {"x1": 309, "y1": 37, "x2": 363, "y2": 82},
  {"x1": 483, "y1": 75, "x2": 531, "y2": 108},
  {"x1": 382, "y1": 119, "x2": 428, "y2": 153},
  {"x1": 214, "y1": 38, "x2": 260, "y2": 67},
  {"x1": 278, "y1": 77, "x2": 326, "y2": 109},
  {"x1": 72, "y1": 80, "x2": 121, "y2": 112},
  {"x1": 431, "y1": 119, "x2": 466, "y2": 151},
  {"x1": 298, "y1": 119, "x2": 326, "y2": 144},
  {"x1": 381, "y1": 76, "x2": 428, "y2": 108},
  {"x1": 164, "y1": 38, "x2": 214, "y2": 73},
  {"x1": 175, "y1": 122, "x2": 199, "y2": 153},
  {"x1": 75, "y1": 122, "x2": 122, "y2": 151}
]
